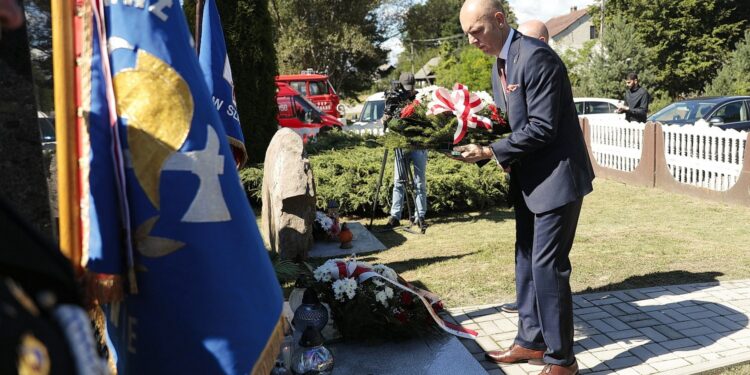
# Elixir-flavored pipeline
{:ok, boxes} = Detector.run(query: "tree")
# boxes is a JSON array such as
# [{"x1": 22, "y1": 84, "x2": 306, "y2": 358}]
[
  {"x1": 502, "y1": 1, "x2": 517, "y2": 29},
  {"x1": 599, "y1": 0, "x2": 750, "y2": 98},
  {"x1": 24, "y1": 0, "x2": 54, "y2": 111},
  {"x1": 0, "y1": 1, "x2": 53, "y2": 235},
  {"x1": 402, "y1": 0, "x2": 463, "y2": 44},
  {"x1": 395, "y1": 45, "x2": 441, "y2": 77},
  {"x1": 185, "y1": 0, "x2": 279, "y2": 163},
  {"x1": 558, "y1": 41, "x2": 594, "y2": 96},
  {"x1": 374, "y1": 0, "x2": 419, "y2": 38},
  {"x1": 271, "y1": 0, "x2": 388, "y2": 97},
  {"x1": 402, "y1": 0, "x2": 516, "y2": 52},
  {"x1": 576, "y1": 18, "x2": 650, "y2": 99},
  {"x1": 704, "y1": 30, "x2": 750, "y2": 96},
  {"x1": 398, "y1": 0, "x2": 516, "y2": 89},
  {"x1": 434, "y1": 45, "x2": 494, "y2": 92}
]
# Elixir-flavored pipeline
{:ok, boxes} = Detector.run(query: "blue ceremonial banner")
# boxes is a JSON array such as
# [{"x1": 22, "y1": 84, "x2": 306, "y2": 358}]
[
  {"x1": 82, "y1": 0, "x2": 284, "y2": 373},
  {"x1": 199, "y1": 0, "x2": 248, "y2": 167},
  {"x1": 80, "y1": 8, "x2": 126, "y2": 276}
]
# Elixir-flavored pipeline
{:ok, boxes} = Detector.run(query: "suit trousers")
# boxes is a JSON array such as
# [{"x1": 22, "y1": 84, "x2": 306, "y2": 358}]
[{"x1": 512, "y1": 186, "x2": 583, "y2": 366}]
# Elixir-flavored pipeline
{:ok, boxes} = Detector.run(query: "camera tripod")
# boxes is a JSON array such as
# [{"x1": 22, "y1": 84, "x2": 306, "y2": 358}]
[{"x1": 368, "y1": 148, "x2": 426, "y2": 234}]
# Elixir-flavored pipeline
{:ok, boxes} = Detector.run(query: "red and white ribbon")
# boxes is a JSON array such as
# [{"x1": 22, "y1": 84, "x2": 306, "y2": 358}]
[
  {"x1": 330, "y1": 260, "x2": 478, "y2": 339},
  {"x1": 427, "y1": 83, "x2": 493, "y2": 144}
]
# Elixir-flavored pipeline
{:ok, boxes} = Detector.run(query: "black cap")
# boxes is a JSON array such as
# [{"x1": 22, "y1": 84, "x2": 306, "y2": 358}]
[{"x1": 399, "y1": 72, "x2": 415, "y2": 91}]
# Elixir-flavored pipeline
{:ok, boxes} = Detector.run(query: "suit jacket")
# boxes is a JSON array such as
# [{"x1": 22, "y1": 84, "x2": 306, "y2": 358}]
[{"x1": 490, "y1": 32, "x2": 594, "y2": 214}]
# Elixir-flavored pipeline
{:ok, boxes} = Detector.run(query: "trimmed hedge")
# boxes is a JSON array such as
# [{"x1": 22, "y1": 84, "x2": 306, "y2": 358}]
[{"x1": 240, "y1": 133, "x2": 509, "y2": 216}]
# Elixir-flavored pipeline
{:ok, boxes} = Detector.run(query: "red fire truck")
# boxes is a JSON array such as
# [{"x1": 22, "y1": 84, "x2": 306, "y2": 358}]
[
  {"x1": 275, "y1": 70, "x2": 345, "y2": 118},
  {"x1": 276, "y1": 82, "x2": 341, "y2": 141}
]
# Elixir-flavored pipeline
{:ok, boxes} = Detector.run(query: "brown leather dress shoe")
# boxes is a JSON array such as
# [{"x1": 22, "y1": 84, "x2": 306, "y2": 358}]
[
  {"x1": 538, "y1": 361, "x2": 579, "y2": 375},
  {"x1": 485, "y1": 344, "x2": 545, "y2": 364}
]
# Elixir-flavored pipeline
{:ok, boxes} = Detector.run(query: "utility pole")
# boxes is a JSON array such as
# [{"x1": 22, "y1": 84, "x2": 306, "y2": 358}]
[
  {"x1": 599, "y1": 0, "x2": 606, "y2": 40},
  {"x1": 410, "y1": 42, "x2": 414, "y2": 73},
  {"x1": 0, "y1": 0, "x2": 54, "y2": 236}
]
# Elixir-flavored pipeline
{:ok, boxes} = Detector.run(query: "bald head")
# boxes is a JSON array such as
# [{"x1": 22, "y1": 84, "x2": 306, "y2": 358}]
[
  {"x1": 462, "y1": 0, "x2": 505, "y2": 15},
  {"x1": 460, "y1": 0, "x2": 510, "y2": 56},
  {"x1": 518, "y1": 20, "x2": 549, "y2": 44}
]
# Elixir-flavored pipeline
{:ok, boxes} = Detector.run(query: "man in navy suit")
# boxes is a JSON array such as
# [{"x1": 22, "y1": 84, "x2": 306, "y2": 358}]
[
  {"x1": 455, "y1": 1, "x2": 595, "y2": 374},
  {"x1": 498, "y1": 18, "x2": 551, "y2": 316}
]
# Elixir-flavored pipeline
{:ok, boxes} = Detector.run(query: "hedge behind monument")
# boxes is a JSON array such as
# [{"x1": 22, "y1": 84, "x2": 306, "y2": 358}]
[{"x1": 240, "y1": 132, "x2": 510, "y2": 216}]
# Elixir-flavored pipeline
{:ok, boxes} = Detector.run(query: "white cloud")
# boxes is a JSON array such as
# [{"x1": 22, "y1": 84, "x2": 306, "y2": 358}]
[{"x1": 508, "y1": 0, "x2": 597, "y2": 24}]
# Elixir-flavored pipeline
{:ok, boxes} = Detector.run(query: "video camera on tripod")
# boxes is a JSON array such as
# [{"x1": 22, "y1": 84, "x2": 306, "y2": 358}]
[
  {"x1": 367, "y1": 76, "x2": 427, "y2": 234},
  {"x1": 382, "y1": 80, "x2": 417, "y2": 129}
]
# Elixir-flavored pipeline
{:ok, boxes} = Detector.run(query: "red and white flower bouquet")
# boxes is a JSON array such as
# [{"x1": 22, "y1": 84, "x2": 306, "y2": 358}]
[
  {"x1": 308, "y1": 257, "x2": 477, "y2": 340},
  {"x1": 383, "y1": 83, "x2": 509, "y2": 150}
]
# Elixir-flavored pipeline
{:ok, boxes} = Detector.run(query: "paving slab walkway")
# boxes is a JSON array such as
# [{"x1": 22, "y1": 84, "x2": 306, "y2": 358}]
[
  {"x1": 328, "y1": 334, "x2": 487, "y2": 375},
  {"x1": 443, "y1": 279, "x2": 750, "y2": 375}
]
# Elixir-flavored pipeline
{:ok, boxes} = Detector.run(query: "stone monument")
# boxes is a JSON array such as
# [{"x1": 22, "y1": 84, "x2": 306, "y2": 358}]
[{"x1": 261, "y1": 128, "x2": 316, "y2": 260}]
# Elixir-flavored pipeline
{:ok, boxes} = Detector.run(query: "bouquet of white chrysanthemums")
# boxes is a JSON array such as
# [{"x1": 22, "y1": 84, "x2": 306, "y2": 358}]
[{"x1": 309, "y1": 257, "x2": 440, "y2": 340}]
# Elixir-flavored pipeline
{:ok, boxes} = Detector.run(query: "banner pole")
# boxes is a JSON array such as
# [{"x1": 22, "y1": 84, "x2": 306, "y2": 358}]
[
  {"x1": 52, "y1": 0, "x2": 82, "y2": 274},
  {"x1": 195, "y1": 0, "x2": 204, "y2": 54}
]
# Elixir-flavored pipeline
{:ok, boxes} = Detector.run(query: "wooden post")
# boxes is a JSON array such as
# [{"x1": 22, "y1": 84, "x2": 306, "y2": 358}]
[
  {"x1": 52, "y1": 0, "x2": 82, "y2": 272},
  {"x1": 195, "y1": 0, "x2": 204, "y2": 54}
]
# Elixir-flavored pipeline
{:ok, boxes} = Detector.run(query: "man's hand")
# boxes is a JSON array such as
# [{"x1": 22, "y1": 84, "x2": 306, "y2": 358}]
[
  {"x1": 616, "y1": 104, "x2": 629, "y2": 114},
  {"x1": 452, "y1": 144, "x2": 493, "y2": 163}
]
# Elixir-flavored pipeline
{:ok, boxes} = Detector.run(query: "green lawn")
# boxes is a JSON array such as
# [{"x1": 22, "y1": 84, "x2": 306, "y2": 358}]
[
  {"x1": 279, "y1": 178, "x2": 750, "y2": 374},
  {"x1": 701, "y1": 362, "x2": 750, "y2": 374},
  {"x1": 354, "y1": 178, "x2": 750, "y2": 307}
]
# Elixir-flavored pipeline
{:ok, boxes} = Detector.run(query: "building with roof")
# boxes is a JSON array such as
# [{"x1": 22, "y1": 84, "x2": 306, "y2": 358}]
[
  {"x1": 546, "y1": 6, "x2": 597, "y2": 52},
  {"x1": 376, "y1": 63, "x2": 395, "y2": 79},
  {"x1": 414, "y1": 56, "x2": 441, "y2": 87}
]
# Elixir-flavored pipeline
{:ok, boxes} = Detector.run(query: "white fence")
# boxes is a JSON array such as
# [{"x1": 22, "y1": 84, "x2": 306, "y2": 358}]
[
  {"x1": 589, "y1": 118, "x2": 645, "y2": 172},
  {"x1": 662, "y1": 124, "x2": 747, "y2": 191}
]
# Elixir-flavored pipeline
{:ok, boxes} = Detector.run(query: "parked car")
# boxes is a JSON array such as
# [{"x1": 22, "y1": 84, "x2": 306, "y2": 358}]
[
  {"x1": 38, "y1": 112, "x2": 55, "y2": 152},
  {"x1": 573, "y1": 98, "x2": 626, "y2": 121},
  {"x1": 275, "y1": 70, "x2": 345, "y2": 118},
  {"x1": 350, "y1": 92, "x2": 385, "y2": 133},
  {"x1": 647, "y1": 96, "x2": 750, "y2": 131},
  {"x1": 350, "y1": 87, "x2": 436, "y2": 133},
  {"x1": 276, "y1": 82, "x2": 342, "y2": 141}
]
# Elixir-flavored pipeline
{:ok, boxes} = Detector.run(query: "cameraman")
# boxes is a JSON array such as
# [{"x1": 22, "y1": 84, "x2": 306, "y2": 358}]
[{"x1": 384, "y1": 73, "x2": 428, "y2": 231}]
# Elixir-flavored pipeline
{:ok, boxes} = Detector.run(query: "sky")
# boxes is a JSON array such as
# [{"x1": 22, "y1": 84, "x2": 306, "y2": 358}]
[
  {"x1": 384, "y1": 0, "x2": 597, "y2": 65},
  {"x1": 510, "y1": 0, "x2": 596, "y2": 25}
]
